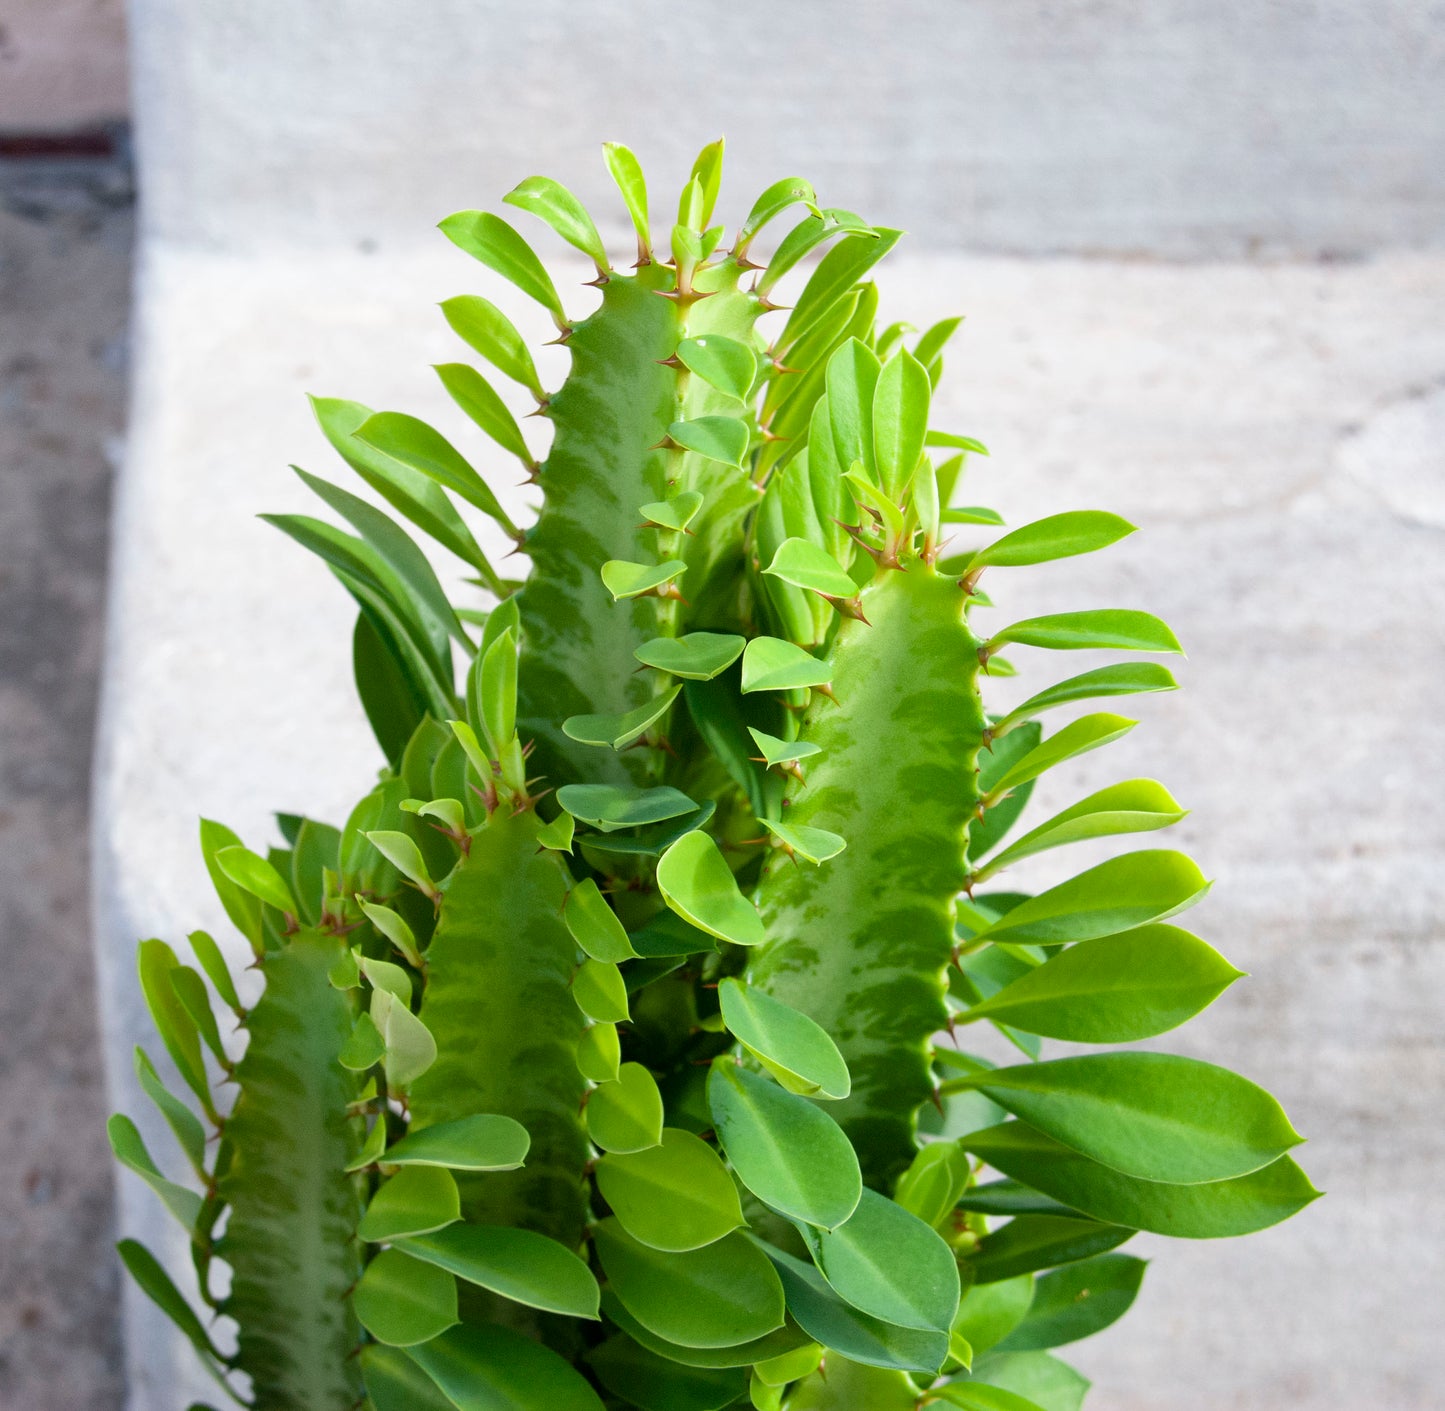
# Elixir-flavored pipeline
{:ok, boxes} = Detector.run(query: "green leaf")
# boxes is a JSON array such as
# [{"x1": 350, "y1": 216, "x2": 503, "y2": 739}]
[
  {"x1": 596, "y1": 1129, "x2": 746, "y2": 1251},
  {"x1": 169, "y1": 966, "x2": 228, "y2": 1069},
  {"x1": 601, "y1": 558, "x2": 688, "y2": 601},
  {"x1": 778, "y1": 229, "x2": 901, "y2": 348},
  {"x1": 563, "y1": 685, "x2": 681, "y2": 750},
  {"x1": 398, "y1": 1223, "x2": 600, "y2": 1319},
  {"x1": 967, "y1": 1214, "x2": 1135, "y2": 1284},
  {"x1": 955, "y1": 1052, "x2": 1302, "y2": 1183},
  {"x1": 635, "y1": 633, "x2": 746, "y2": 681},
  {"x1": 589, "y1": 1334, "x2": 746, "y2": 1411},
  {"x1": 578, "y1": 1022, "x2": 622, "y2": 1083},
  {"x1": 186, "y1": 930, "x2": 240, "y2": 1013},
  {"x1": 997, "y1": 1253, "x2": 1146, "y2": 1351},
  {"x1": 107, "y1": 1114, "x2": 202, "y2": 1231},
  {"x1": 974, "y1": 850, "x2": 1210, "y2": 946},
  {"x1": 943, "y1": 505, "x2": 1007, "y2": 526},
  {"x1": 980, "y1": 779, "x2": 1186, "y2": 873},
  {"x1": 760, "y1": 820, "x2": 847, "y2": 865},
  {"x1": 789, "y1": 1357, "x2": 921, "y2": 1410},
  {"x1": 638, "y1": 490, "x2": 705, "y2": 532},
  {"x1": 686, "y1": 138, "x2": 725, "y2": 227},
  {"x1": 676, "y1": 334, "x2": 758, "y2": 402},
  {"x1": 116, "y1": 1239, "x2": 224, "y2": 1366},
  {"x1": 707, "y1": 1062, "x2": 861, "y2": 1230},
  {"x1": 966, "y1": 1352, "x2": 1090, "y2": 1411},
  {"x1": 763, "y1": 538, "x2": 857, "y2": 600},
  {"x1": 505, "y1": 174, "x2": 608, "y2": 273},
  {"x1": 656, "y1": 831, "x2": 765, "y2": 947},
  {"x1": 478, "y1": 628, "x2": 518, "y2": 756},
  {"x1": 926, "y1": 1383, "x2": 1048, "y2": 1411},
  {"x1": 439, "y1": 294, "x2": 545, "y2": 400},
  {"x1": 198, "y1": 819, "x2": 261, "y2": 948},
  {"x1": 986, "y1": 714, "x2": 1137, "y2": 799},
  {"x1": 626, "y1": 910, "x2": 718, "y2": 958},
  {"x1": 762, "y1": 1244, "x2": 949, "y2": 1375},
  {"x1": 359, "y1": 952, "x2": 413, "y2": 1004},
  {"x1": 758, "y1": 211, "x2": 876, "y2": 296},
  {"x1": 353, "y1": 1248, "x2": 458, "y2": 1347},
  {"x1": 986, "y1": 610, "x2": 1183, "y2": 657},
  {"x1": 372, "y1": 988, "x2": 439, "y2": 1089},
  {"x1": 603, "y1": 142, "x2": 651, "y2": 258},
  {"x1": 966, "y1": 513, "x2": 1136, "y2": 572},
  {"x1": 587, "y1": 1062, "x2": 664, "y2": 1153},
  {"x1": 893, "y1": 1140, "x2": 973, "y2": 1229},
  {"x1": 593, "y1": 1220, "x2": 785, "y2": 1349},
  {"x1": 798, "y1": 1187, "x2": 960, "y2": 1332},
  {"x1": 740, "y1": 638, "x2": 832, "y2": 694},
  {"x1": 995, "y1": 662, "x2": 1178, "y2": 734},
  {"x1": 536, "y1": 811, "x2": 576, "y2": 852},
  {"x1": 824, "y1": 339, "x2": 882, "y2": 476},
  {"x1": 435, "y1": 362, "x2": 535, "y2": 469},
  {"x1": 360, "y1": 1344, "x2": 457, "y2": 1411},
  {"x1": 746, "y1": 728, "x2": 823, "y2": 774},
  {"x1": 669, "y1": 416, "x2": 750, "y2": 468},
  {"x1": 133, "y1": 1048, "x2": 206, "y2": 1176},
  {"x1": 564, "y1": 878, "x2": 638, "y2": 962},
  {"x1": 736, "y1": 176, "x2": 820, "y2": 252},
  {"x1": 437, "y1": 209, "x2": 564, "y2": 322},
  {"x1": 559, "y1": 784, "x2": 698, "y2": 832},
  {"x1": 214, "y1": 845, "x2": 295, "y2": 916},
  {"x1": 348, "y1": 1118, "x2": 387, "y2": 1172},
  {"x1": 572, "y1": 958, "x2": 631, "y2": 1023},
  {"x1": 136, "y1": 940, "x2": 213, "y2": 1119},
  {"x1": 409, "y1": 1322, "x2": 606, "y2": 1411},
  {"x1": 957, "y1": 925, "x2": 1243, "y2": 1042},
  {"x1": 961, "y1": 1124, "x2": 1321, "y2": 1238},
  {"x1": 754, "y1": 1341, "x2": 824, "y2": 1386},
  {"x1": 600, "y1": 1289, "x2": 810, "y2": 1370},
  {"x1": 339, "y1": 1011, "x2": 386, "y2": 1070},
  {"x1": 359, "y1": 1166, "x2": 461, "y2": 1241},
  {"x1": 384, "y1": 1114, "x2": 530, "y2": 1171},
  {"x1": 364, "y1": 829, "x2": 438, "y2": 898},
  {"x1": 952, "y1": 1276, "x2": 1035, "y2": 1358},
  {"x1": 360, "y1": 901, "x2": 424, "y2": 970},
  {"x1": 354, "y1": 412, "x2": 517, "y2": 537},
  {"x1": 718, "y1": 980, "x2": 850, "y2": 1100},
  {"x1": 872, "y1": 351, "x2": 931, "y2": 498}
]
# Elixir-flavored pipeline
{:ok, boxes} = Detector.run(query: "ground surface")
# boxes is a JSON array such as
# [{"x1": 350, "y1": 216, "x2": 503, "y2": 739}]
[{"x1": 0, "y1": 156, "x2": 132, "y2": 1410}]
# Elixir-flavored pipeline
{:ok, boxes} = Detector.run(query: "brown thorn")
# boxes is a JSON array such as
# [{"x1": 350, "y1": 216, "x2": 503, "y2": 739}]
[
  {"x1": 543, "y1": 326, "x2": 574, "y2": 345},
  {"x1": 655, "y1": 355, "x2": 684, "y2": 369},
  {"x1": 583, "y1": 272, "x2": 611, "y2": 288}
]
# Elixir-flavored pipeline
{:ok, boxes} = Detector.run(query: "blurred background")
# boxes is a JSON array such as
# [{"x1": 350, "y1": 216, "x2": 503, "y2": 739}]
[{"x1": 2, "y1": 2, "x2": 1442, "y2": 1407}]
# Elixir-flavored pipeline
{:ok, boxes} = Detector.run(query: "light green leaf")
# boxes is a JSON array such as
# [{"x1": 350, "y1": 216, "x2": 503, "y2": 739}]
[
  {"x1": 926, "y1": 1382, "x2": 1048, "y2": 1411},
  {"x1": 758, "y1": 211, "x2": 876, "y2": 296},
  {"x1": 372, "y1": 988, "x2": 438, "y2": 1089},
  {"x1": 966, "y1": 1352, "x2": 1090, "y2": 1411},
  {"x1": 961, "y1": 1124, "x2": 1321, "y2": 1238},
  {"x1": 439, "y1": 294, "x2": 545, "y2": 400},
  {"x1": 873, "y1": 351, "x2": 931, "y2": 498},
  {"x1": 398, "y1": 1224, "x2": 600, "y2": 1319},
  {"x1": 760, "y1": 819, "x2": 847, "y2": 865},
  {"x1": 638, "y1": 490, "x2": 705, "y2": 532},
  {"x1": 558, "y1": 784, "x2": 698, "y2": 832},
  {"x1": 986, "y1": 610, "x2": 1183, "y2": 657},
  {"x1": 789, "y1": 1356, "x2": 920, "y2": 1410},
  {"x1": 799, "y1": 1187, "x2": 960, "y2": 1332},
  {"x1": 754, "y1": 1341, "x2": 824, "y2": 1386},
  {"x1": 359, "y1": 953, "x2": 413, "y2": 1005},
  {"x1": 747, "y1": 727, "x2": 823, "y2": 772},
  {"x1": 676, "y1": 335, "x2": 758, "y2": 401},
  {"x1": 718, "y1": 979, "x2": 850, "y2": 1100},
  {"x1": 656, "y1": 831, "x2": 765, "y2": 947},
  {"x1": 593, "y1": 1220, "x2": 785, "y2": 1349},
  {"x1": 578, "y1": 1022, "x2": 622, "y2": 1083},
  {"x1": 338, "y1": 1011, "x2": 386, "y2": 1070},
  {"x1": 409, "y1": 1322, "x2": 606, "y2": 1411},
  {"x1": 966, "y1": 513, "x2": 1136, "y2": 572},
  {"x1": 133, "y1": 1048, "x2": 206, "y2": 1176},
  {"x1": 504, "y1": 174, "x2": 608, "y2": 273},
  {"x1": 958, "y1": 925, "x2": 1242, "y2": 1042},
  {"x1": 169, "y1": 966, "x2": 227, "y2": 1069},
  {"x1": 943, "y1": 505, "x2": 1007, "y2": 525},
  {"x1": 986, "y1": 714, "x2": 1138, "y2": 799},
  {"x1": 825, "y1": 339, "x2": 882, "y2": 475},
  {"x1": 186, "y1": 930, "x2": 240, "y2": 1014},
  {"x1": 564, "y1": 878, "x2": 638, "y2": 962},
  {"x1": 358, "y1": 1166, "x2": 460, "y2": 1241},
  {"x1": 136, "y1": 940, "x2": 213, "y2": 1119},
  {"x1": 669, "y1": 416, "x2": 750, "y2": 468},
  {"x1": 603, "y1": 142, "x2": 651, "y2": 258},
  {"x1": 955, "y1": 1052, "x2": 1302, "y2": 1183},
  {"x1": 997, "y1": 1253, "x2": 1146, "y2": 1351},
  {"x1": 974, "y1": 850, "x2": 1211, "y2": 946},
  {"x1": 736, "y1": 176, "x2": 820, "y2": 252},
  {"x1": 107, "y1": 1114, "x2": 202, "y2": 1232},
  {"x1": 779, "y1": 228, "x2": 900, "y2": 348},
  {"x1": 588, "y1": 1334, "x2": 746, "y2": 1411},
  {"x1": 894, "y1": 1140, "x2": 973, "y2": 1229},
  {"x1": 981, "y1": 779, "x2": 1186, "y2": 872},
  {"x1": 995, "y1": 663, "x2": 1178, "y2": 734},
  {"x1": 563, "y1": 685, "x2": 681, "y2": 750},
  {"x1": 347, "y1": 1118, "x2": 387, "y2": 1172},
  {"x1": 763, "y1": 538, "x2": 857, "y2": 600},
  {"x1": 967, "y1": 1214, "x2": 1135, "y2": 1284},
  {"x1": 635, "y1": 633, "x2": 746, "y2": 681},
  {"x1": 587, "y1": 1062, "x2": 664, "y2": 1153},
  {"x1": 596, "y1": 1129, "x2": 745, "y2": 1251},
  {"x1": 435, "y1": 362, "x2": 535, "y2": 469},
  {"x1": 116, "y1": 1239, "x2": 224, "y2": 1367},
  {"x1": 478, "y1": 627, "x2": 518, "y2": 755},
  {"x1": 364, "y1": 830, "x2": 438, "y2": 898},
  {"x1": 686, "y1": 138, "x2": 725, "y2": 228},
  {"x1": 354, "y1": 1248, "x2": 458, "y2": 1347},
  {"x1": 384, "y1": 1113, "x2": 530, "y2": 1171},
  {"x1": 360, "y1": 902, "x2": 424, "y2": 970},
  {"x1": 437, "y1": 209, "x2": 564, "y2": 323},
  {"x1": 214, "y1": 845, "x2": 294, "y2": 916},
  {"x1": 707, "y1": 1062, "x2": 860, "y2": 1229},
  {"x1": 740, "y1": 637, "x2": 832, "y2": 694},
  {"x1": 536, "y1": 811, "x2": 576, "y2": 852},
  {"x1": 952, "y1": 1276, "x2": 1035, "y2": 1358},
  {"x1": 600, "y1": 558, "x2": 687, "y2": 601},
  {"x1": 571, "y1": 958, "x2": 630, "y2": 1023}
]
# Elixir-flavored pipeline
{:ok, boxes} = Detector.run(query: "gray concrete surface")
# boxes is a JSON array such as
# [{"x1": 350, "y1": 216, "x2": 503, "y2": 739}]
[{"x1": 0, "y1": 157, "x2": 132, "y2": 1410}]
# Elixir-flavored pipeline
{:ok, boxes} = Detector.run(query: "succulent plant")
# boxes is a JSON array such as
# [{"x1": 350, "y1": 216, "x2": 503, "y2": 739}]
[{"x1": 110, "y1": 141, "x2": 1316, "y2": 1411}]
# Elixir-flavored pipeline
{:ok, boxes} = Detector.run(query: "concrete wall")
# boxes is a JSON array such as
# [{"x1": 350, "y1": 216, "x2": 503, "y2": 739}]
[
  {"x1": 99, "y1": 2, "x2": 1445, "y2": 1407},
  {"x1": 0, "y1": 0, "x2": 129, "y2": 128}
]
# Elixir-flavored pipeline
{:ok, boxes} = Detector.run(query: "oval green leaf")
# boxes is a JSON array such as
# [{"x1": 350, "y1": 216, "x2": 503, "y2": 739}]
[
  {"x1": 966, "y1": 512, "x2": 1136, "y2": 572},
  {"x1": 763, "y1": 539, "x2": 857, "y2": 600},
  {"x1": 638, "y1": 491, "x2": 704, "y2": 532},
  {"x1": 986, "y1": 610, "x2": 1182, "y2": 656},
  {"x1": 761, "y1": 819, "x2": 847, "y2": 865},
  {"x1": 656, "y1": 831, "x2": 765, "y2": 947},
  {"x1": 213, "y1": 845, "x2": 294, "y2": 916},
  {"x1": 409, "y1": 1323, "x2": 606, "y2": 1411},
  {"x1": 596, "y1": 1129, "x2": 745, "y2": 1251},
  {"x1": 504, "y1": 174, "x2": 608, "y2": 273},
  {"x1": 953, "y1": 1275, "x2": 1036, "y2": 1357},
  {"x1": 571, "y1": 958, "x2": 630, "y2": 1024},
  {"x1": 587, "y1": 1062, "x2": 664, "y2": 1154},
  {"x1": 563, "y1": 685, "x2": 681, "y2": 751},
  {"x1": 558, "y1": 784, "x2": 699, "y2": 832},
  {"x1": 383, "y1": 1113, "x2": 529, "y2": 1171},
  {"x1": 352, "y1": 1248, "x2": 458, "y2": 1347},
  {"x1": 358, "y1": 1165, "x2": 460, "y2": 1241},
  {"x1": 676, "y1": 335, "x2": 758, "y2": 401},
  {"x1": 669, "y1": 416, "x2": 750, "y2": 468},
  {"x1": 564, "y1": 877, "x2": 638, "y2": 962},
  {"x1": 439, "y1": 294, "x2": 545, "y2": 400},
  {"x1": 436, "y1": 210, "x2": 564, "y2": 322},
  {"x1": 635, "y1": 633, "x2": 746, "y2": 681},
  {"x1": 577, "y1": 1022, "x2": 622, "y2": 1083},
  {"x1": 740, "y1": 637, "x2": 833, "y2": 695},
  {"x1": 872, "y1": 350, "x2": 931, "y2": 498},
  {"x1": 717, "y1": 980, "x2": 850, "y2": 1100},
  {"x1": 435, "y1": 362, "x2": 534, "y2": 468},
  {"x1": 996, "y1": 1253, "x2": 1146, "y2": 1351},
  {"x1": 601, "y1": 558, "x2": 687, "y2": 601}
]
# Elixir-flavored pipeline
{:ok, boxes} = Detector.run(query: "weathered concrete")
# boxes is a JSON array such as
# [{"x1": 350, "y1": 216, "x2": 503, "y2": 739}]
[
  {"x1": 97, "y1": 238, "x2": 1445, "y2": 1408},
  {"x1": 0, "y1": 0, "x2": 129, "y2": 129},
  {"x1": 0, "y1": 161, "x2": 132, "y2": 1411}
]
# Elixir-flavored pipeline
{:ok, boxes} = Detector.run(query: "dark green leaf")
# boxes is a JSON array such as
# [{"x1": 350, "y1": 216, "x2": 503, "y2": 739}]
[
  {"x1": 997, "y1": 1253, "x2": 1146, "y2": 1351},
  {"x1": 600, "y1": 1289, "x2": 811, "y2": 1369},
  {"x1": 590, "y1": 1332, "x2": 745, "y2": 1411},
  {"x1": 107, "y1": 1114, "x2": 202, "y2": 1231},
  {"x1": 408, "y1": 1322, "x2": 606, "y2": 1410},
  {"x1": 968, "y1": 1214, "x2": 1135, "y2": 1284},
  {"x1": 360, "y1": 1344, "x2": 456, "y2": 1411},
  {"x1": 116, "y1": 1239, "x2": 224, "y2": 1365}
]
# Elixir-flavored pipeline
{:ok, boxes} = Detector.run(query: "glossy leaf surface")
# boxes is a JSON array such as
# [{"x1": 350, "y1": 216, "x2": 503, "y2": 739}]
[
  {"x1": 586, "y1": 1062, "x2": 665, "y2": 1153},
  {"x1": 596, "y1": 1129, "x2": 745, "y2": 1251},
  {"x1": 718, "y1": 980, "x2": 850, "y2": 1099},
  {"x1": 656, "y1": 831, "x2": 765, "y2": 947}
]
